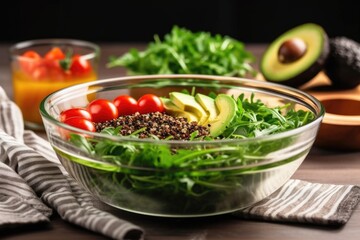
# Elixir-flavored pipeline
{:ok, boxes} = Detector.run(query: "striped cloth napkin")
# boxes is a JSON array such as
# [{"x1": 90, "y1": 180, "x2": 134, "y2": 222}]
[
  {"x1": 0, "y1": 86, "x2": 359, "y2": 239},
  {"x1": 234, "y1": 179, "x2": 360, "y2": 225},
  {"x1": 0, "y1": 87, "x2": 144, "y2": 239}
]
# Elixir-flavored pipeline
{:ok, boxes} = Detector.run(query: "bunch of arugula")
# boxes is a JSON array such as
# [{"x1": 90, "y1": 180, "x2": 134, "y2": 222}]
[
  {"x1": 222, "y1": 93, "x2": 314, "y2": 138},
  {"x1": 63, "y1": 92, "x2": 315, "y2": 213},
  {"x1": 107, "y1": 25, "x2": 256, "y2": 77}
]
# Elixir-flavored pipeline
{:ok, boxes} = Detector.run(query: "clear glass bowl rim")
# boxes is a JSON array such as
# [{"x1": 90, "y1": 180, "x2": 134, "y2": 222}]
[
  {"x1": 9, "y1": 38, "x2": 100, "y2": 60},
  {"x1": 40, "y1": 74, "x2": 325, "y2": 146}
]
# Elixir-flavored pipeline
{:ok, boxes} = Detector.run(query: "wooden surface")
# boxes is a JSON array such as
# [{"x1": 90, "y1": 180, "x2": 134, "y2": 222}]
[{"x1": 1, "y1": 43, "x2": 360, "y2": 240}]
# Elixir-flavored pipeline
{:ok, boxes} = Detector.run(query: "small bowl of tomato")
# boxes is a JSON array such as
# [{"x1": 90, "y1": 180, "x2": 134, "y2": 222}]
[
  {"x1": 40, "y1": 74, "x2": 324, "y2": 217},
  {"x1": 9, "y1": 39, "x2": 100, "y2": 130}
]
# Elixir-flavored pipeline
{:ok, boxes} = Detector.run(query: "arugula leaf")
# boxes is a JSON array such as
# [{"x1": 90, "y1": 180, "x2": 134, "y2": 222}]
[
  {"x1": 69, "y1": 133, "x2": 94, "y2": 154},
  {"x1": 107, "y1": 26, "x2": 256, "y2": 77}
]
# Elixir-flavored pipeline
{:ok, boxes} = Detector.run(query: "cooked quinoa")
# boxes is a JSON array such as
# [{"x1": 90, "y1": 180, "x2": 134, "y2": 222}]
[{"x1": 95, "y1": 112, "x2": 210, "y2": 140}]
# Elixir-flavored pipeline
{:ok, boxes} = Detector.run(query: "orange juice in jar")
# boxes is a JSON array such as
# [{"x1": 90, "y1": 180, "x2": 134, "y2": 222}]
[{"x1": 10, "y1": 39, "x2": 100, "y2": 130}]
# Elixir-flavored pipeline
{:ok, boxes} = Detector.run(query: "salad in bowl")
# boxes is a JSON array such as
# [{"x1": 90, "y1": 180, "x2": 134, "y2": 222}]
[{"x1": 40, "y1": 74, "x2": 324, "y2": 217}]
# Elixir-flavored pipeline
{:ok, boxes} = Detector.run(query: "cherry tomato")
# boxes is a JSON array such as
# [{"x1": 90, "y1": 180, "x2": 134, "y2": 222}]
[
  {"x1": 60, "y1": 108, "x2": 92, "y2": 122},
  {"x1": 87, "y1": 99, "x2": 118, "y2": 123},
  {"x1": 22, "y1": 50, "x2": 41, "y2": 59},
  {"x1": 113, "y1": 95, "x2": 138, "y2": 116},
  {"x1": 70, "y1": 54, "x2": 92, "y2": 76},
  {"x1": 63, "y1": 117, "x2": 96, "y2": 132},
  {"x1": 19, "y1": 50, "x2": 42, "y2": 74},
  {"x1": 44, "y1": 47, "x2": 65, "y2": 60},
  {"x1": 61, "y1": 117, "x2": 96, "y2": 139},
  {"x1": 137, "y1": 94, "x2": 164, "y2": 114}
]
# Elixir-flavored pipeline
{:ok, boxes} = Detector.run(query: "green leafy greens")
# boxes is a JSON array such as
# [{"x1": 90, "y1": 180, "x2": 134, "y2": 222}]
[
  {"x1": 222, "y1": 94, "x2": 314, "y2": 138},
  {"x1": 61, "y1": 93, "x2": 315, "y2": 214},
  {"x1": 107, "y1": 25, "x2": 256, "y2": 77}
]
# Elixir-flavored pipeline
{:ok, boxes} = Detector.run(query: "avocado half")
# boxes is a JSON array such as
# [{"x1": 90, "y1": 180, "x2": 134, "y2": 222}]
[{"x1": 261, "y1": 23, "x2": 330, "y2": 87}]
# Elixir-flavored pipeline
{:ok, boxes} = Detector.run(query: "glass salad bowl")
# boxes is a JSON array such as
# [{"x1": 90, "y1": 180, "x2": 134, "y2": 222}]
[{"x1": 40, "y1": 74, "x2": 324, "y2": 217}]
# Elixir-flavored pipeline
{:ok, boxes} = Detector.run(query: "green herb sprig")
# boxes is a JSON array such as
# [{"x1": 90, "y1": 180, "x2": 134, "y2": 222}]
[{"x1": 59, "y1": 49, "x2": 73, "y2": 71}]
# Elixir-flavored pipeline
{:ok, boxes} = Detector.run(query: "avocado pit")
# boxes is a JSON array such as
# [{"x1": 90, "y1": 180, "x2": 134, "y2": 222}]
[{"x1": 278, "y1": 38, "x2": 307, "y2": 64}]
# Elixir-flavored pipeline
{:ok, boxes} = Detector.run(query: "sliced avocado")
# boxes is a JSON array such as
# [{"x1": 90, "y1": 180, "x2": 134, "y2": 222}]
[
  {"x1": 324, "y1": 37, "x2": 360, "y2": 89},
  {"x1": 160, "y1": 97, "x2": 199, "y2": 122},
  {"x1": 209, "y1": 94, "x2": 237, "y2": 137},
  {"x1": 195, "y1": 93, "x2": 218, "y2": 125},
  {"x1": 261, "y1": 23, "x2": 329, "y2": 87},
  {"x1": 169, "y1": 92, "x2": 208, "y2": 124}
]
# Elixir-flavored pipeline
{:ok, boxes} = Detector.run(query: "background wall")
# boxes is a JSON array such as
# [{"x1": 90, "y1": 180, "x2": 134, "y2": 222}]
[{"x1": 1, "y1": 0, "x2": 359, "y2": 43}]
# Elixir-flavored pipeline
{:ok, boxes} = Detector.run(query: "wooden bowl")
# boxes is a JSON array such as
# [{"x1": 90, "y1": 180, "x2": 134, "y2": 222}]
[
  {"x1": 315, "y1": 97, "x2": 360, "y2": 151},
  {"x1": 257, "y1": 72, "x2": 360, "y2": 151},
  {"x1": 304, "y1": 73, "x2": 360, "y2": 151}
]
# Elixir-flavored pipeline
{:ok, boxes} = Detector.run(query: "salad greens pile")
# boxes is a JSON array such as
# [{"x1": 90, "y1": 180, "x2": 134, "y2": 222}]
[
  {"x1": 222, "y1": 93, "x2": 314, "y2": 138},
  {"x1": 62, "y1": 92, "x2": 315, "y2": 214},
  {"x1": 107, "y1": 26, "x2": 256, "y2": 77}
]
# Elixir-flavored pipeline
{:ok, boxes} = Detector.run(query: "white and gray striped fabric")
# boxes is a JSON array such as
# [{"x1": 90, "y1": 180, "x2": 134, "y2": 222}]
[
  {"x1": 235, "y1": 179, "x2": 360, "y2": 225},
  {"x1": 0, "y1": 87, "x2": 144, "y2": 239},
  {"x1": 0, "y1": 86, "x2": 359, "y2": 240}
]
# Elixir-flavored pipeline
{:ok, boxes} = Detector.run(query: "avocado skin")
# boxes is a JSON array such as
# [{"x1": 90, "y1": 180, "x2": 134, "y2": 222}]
[{"x1": 324, "y1": 37, "x2": 360, "y2": 89}]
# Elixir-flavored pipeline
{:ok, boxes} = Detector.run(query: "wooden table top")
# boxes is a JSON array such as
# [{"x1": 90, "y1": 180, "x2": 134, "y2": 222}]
[{"x1": 0, "y1": 43, "x2": 359, "y2": 240}]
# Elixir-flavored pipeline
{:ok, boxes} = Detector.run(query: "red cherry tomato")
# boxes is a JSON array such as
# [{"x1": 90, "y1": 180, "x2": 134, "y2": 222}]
[
  {"x1": 113, "y1": 95, "x2": 138, "y2": 116},
  {"x1": 44, "y1": 47, "x2": 65, "y2": 60},
  {"x1": 87, "y1": 99, "x2": 118, "y2": 123},
  {"x1": 63, "y1": 117, "x2": 96, "y2": 132},
  {"x1": 137, "y1": 94, "x2": 164, "y2": 114},
  {"x1": 70, "y1": 54, "x2": 92, "y2": 75},
  {"x1": 43, "y1": 47, "x2": 66, "y2": 77},
  {"x1": 60, "y1": 108, "x2": 92, "y2": 122},
  {"x1": 22, "y1": 50, "x2": 41, "y2": 59},
  {"x1": 19, "y1": 50, "x2": 42, "y2": 74}
]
